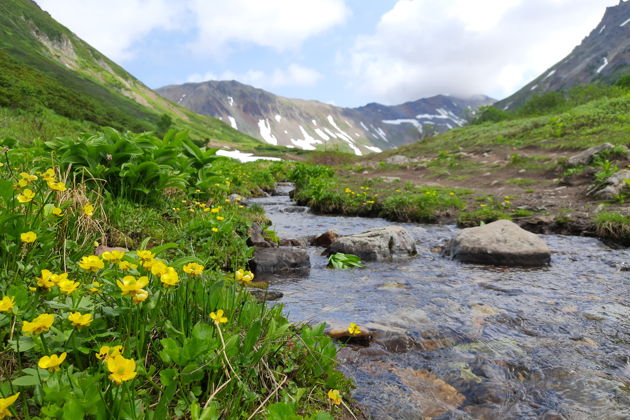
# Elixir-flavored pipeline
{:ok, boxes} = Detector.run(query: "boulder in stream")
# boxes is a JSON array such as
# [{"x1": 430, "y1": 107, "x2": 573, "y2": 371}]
[
  {"x1": 327, "y1": 226, "x2": 417, "y2": 261},
  {"x1": 445, "y1": 219, "x2": 551, "y2": 267},
  {"x1": 251, "y1": 247, "x2": 310, "y2": 275}
]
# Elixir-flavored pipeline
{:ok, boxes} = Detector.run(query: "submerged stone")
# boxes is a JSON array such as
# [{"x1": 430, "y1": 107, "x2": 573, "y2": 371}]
[{"x1": 327, "y1": 226, "x2": 417, "y2": 261}]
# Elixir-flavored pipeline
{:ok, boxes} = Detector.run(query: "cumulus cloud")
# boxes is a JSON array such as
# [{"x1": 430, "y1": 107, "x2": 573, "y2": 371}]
[
  {"x1": 186, "y1": 64, "x2": 323, "y2": 88},
  {"x1": 187, "y1": 0, "x2": 350, "y2": 55},
  {"x1": 36, "y1": 0, "x2": 182, "y2": 61},
  {"x1": 346, "y1": 0, "x2": 619, "y2": 104}
]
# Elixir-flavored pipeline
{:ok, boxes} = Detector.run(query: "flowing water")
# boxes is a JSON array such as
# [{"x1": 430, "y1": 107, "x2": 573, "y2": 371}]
[{"x1": 251, "y1": 189, "x2": 630, "y2": 420}]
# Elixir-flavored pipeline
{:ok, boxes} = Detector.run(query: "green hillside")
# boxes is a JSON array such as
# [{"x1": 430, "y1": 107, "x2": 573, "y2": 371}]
[{"x1": 0, "y1": 0, "x2": 262, "y2": 147}]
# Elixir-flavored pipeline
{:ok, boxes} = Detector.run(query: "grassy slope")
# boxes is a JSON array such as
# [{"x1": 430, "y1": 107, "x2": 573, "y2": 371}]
[{"x1": 0, "y1": 0, "x2": 264, "y2": 148}]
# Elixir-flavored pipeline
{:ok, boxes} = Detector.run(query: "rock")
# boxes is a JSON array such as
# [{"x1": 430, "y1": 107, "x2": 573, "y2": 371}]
[
  {"x1": 94, "y1": 245, "x2": 128, "y2": 256},
  {"x1": 247, "y1": 223, "x2": 277, "y2": 248},
  {"x1": 371, "y1": 330, "x2": 416, "y2": 353},
  {"x1": 310, "y1": 230, "x2": 338, "y2": 247},
  {"x1": 516, "y1": 215, "x2": 555, "y2": 234},
  {"x1": 381, "y1": 176, "x2": 401, "y2": 183},
  {"x1": 278, "y1": 237, "x2": 311, "y2": 247},
  {"x1": 590, "y1": 169, "x2": 630, "y2": 199},
  {"x1": 327, "y1": 326, "x2": 372, "y2": 346},
  {"x1": 327, "y1": 226, "x2": 417, "y2": 262},
  {"x1": 251, "y1": 247, "x2": 310, "y2": 275},
  {"x1": 248, "y1": 289, "x2": 283, "y2": 302},
  {"x1": 567, "y1": 143, "x2": 614, "y2": 166},
  {"x1": 227, "y1": 194, "x2": 249, "y2": 206},
  {"x1": 445, "y1": 220, "x2": 551, "y2": 267},
  {"x1": 386, "y1": 155, "x2": 412, "y2": 165},
  {"x1": 272, "y1": 182, "x2": 294, "y2": 196}
]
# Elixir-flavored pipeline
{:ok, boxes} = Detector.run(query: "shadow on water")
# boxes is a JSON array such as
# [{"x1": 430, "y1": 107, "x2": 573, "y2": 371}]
[{"x1": 251, "y1": 192, "x2": 630, "y2": 420}]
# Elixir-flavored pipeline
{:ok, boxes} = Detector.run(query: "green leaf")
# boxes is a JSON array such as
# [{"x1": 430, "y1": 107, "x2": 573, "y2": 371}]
[
  {"x1": 242, "y1": 320, "x2": 262, "y2": 354},
  {"x1": 12, "y1": 374, "x2": 39, "y2": 386},
  {"x1": 192, "y1": 323, "x2": 213, "y2": 341},
  {"x1": 62, "y1": 399, "x2": 85, "y2": 420}
]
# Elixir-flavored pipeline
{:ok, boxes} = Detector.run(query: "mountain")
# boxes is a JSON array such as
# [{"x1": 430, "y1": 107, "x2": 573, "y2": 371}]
[
  {"x1": 157, "y1": 81, "x2": 493, "y2": 155},
  {"x1": 498, "y1": 0, "x2": 630, "y2": 109},
  {"x1": 0, "y1": 0, "x2": 259, "y2": 146}
]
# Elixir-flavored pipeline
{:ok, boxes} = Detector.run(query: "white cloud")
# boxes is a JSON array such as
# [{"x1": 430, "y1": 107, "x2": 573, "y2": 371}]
[
  {"x1": 346, "y1": 0, "x2": 619, "y2": 104},
  {"x1": 36, "y1": 0, "x2": 181, "y2": 61},
  {"x1": 186, "y1": 64, "x2": 323, "y2": 89},
  {"x1": 187, "y1": 0, "x2": 350, "y2": 55}
]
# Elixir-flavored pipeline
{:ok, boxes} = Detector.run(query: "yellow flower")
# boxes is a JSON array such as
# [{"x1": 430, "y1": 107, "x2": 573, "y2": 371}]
[
  {"x1": 36, "y1": 269, "x2": 55, "y2": 290},
  {"x1": 116, "y1": 276, "x2": 149, "y2": 296},
  {"x1": 47, "y1": 181, "x2": 66, "y2": 191},
  {"x1": 41, "y1": 168, "x2": 55, "y2": 179},
  {"x1": 38, "y1": 352, "x2": 67, "y2": 372},
  {"x1": 107, "y1": 354, "x2": 137, "y2": 384},
  {"x1": 22, "y1": 313, "x2": 54, "y2": 335},
  {"x1": 16, "y1": 179, "x2": 28, "y2": 188},
  {"x1": 17, "y1": 188, "x2": 35, "y2": 203},
  {"x1": 101, "y1": 250, "x2": 125, "y2": 263},
  {"x1": 347, "y1": 322, "x2": 361, "y2": 336},
  {"x1": 20, "y1": 231, "x2": 37, "y2": 243},
  {"x1": 210, "y1": 309, "x2": 227, "y2": 324},
  {"x1": 216, "y1": 216, "x2": 224, "y2": 221},
  {"x1": 118, "y1": 261, "x2": 137, "y2": 272},
  {"x1": 50, "y1": 272, "x2": 68, "y2": 285},
  {"x1": 150, "y1": 260, "x2": 168, "y2": 277},
  {"x1": 235, "y1": 269, "x2": 254, "y2": 284},
  {"x1": 183, "y1": 262, "x2": 204, "y2": 276},
  {"x1": 132, "y1": 289, "x2": 149, "y2": 304},
  {"x1": 160, "y1": 267, "x2": 179, "y2": 287},
  {"x1": 68, "y1": 312, "x2": 93, "y2": 327},
  {"x1": 20, "y1": 172, "x2": 37, "y2": 182},
  {"x1": 79, "y1": 255, "x2": 104, "y2": 272},
  {"x1": 0, "y1": 392, "x2": 19, "y2": 418},
  {"x1": 210, "y1": 207, "x2": 220, "y2": 214},
  {"x1": 52, "y1": 207, "x2": 63, "y2": 217},
  {"x1": 83, "y1": 203, "x2": 94, "y2": 216},
  {"x1": 136, "y1": 250, "x2": 154, "y2": 262},
  {"x1": 96, "y1": 345, "x2": 123, "y2": 361},
  {"x1": 0, "y1": 296, "x2": 15, "y2": 312},
  {"x1": 327, "y1": 389, "x2": 342, "y2": 405},
  {"x1": 58, "y1": 278, "x2": 80, "y2": 295},
  {"x1": 89, "y1": 281, "x2": 102, "y2": 294},
  {"x1": 211, "y1": 227, "x2": 219, "y2": 232}
]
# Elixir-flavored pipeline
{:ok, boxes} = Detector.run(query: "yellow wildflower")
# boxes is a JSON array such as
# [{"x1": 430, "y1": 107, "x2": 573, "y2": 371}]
[
  {"x1": 50, "y1": 272, "x2": 68, "y2": 285},
  {"x1": 52, "y1": 207, "x2": 63, "y2": 217},
  {"x1": 101, "y1": 250, "x2": 125, "y2": 264},
  {"x1": 68, "y1": 312, "x2": 93, "y2": 327},
  {"x1": 116, "y1": 276, "x2": 149, "y2": 296},
  {"x1": 22, "y1": 313, "x2": 54, "y2": 335},
  {"x1": 107, "y1": 354, "x2": 137, "y2": 384},
  {"x1": 132, "y1": 289, "x2": 149, "y2": 304},
  {"x1": 210, "y1": 309, "x2": 228, "y2": 324},
  {"x1": 183, "y1": 262, "x2": 204, "y2": 276},
  {"x1": 0, "y1": 392, "x2": 19, "y2": 418},
  {"x1": 150, "y1": 260, "x2": 168, "y2": 277},
  {"x1": 20, "y1": 172, "x2": 37, "y2": 182},
  {"x1": 210, "y1": 207, "x2": 220, "y2": 214},
  {"x1": 83, "y1": 203, "x2": 94, "y2": 216},
  {"x1": 347, "y1": 322, "x2": 361, "y2": 336},
  {"x1": 38, "y1": 353, "x2": 67, "y2": 372},
  {"x1": 16, "y1": 179, "x2": 28, "y2": 188},
  {"x1": 327, "y1": 389, "x2": 342, "y2": 405},
  {"x1": 41, "y1": 168, "x2": 55, "y2": 179},
  {"x1": 47, "y1": 181, "x2": 66, "y2": 192},
  {"x1": 79, "y1": 255, "x2": 104, "y2": 272},
  {"x1": 211, "y1": 227, "x2": 219, "y2": 232},
  {"x1": 58, "y1": 278, "x2": 80, "y2": 295},
  {"x1": 118, "y1": 261, "x2": 137, "y2": 271},
  {"x1": 20, "y1": 231, "x2": 37, "y2": 243},
  {"x1": 36, "y1": 269, "x2": 55, "y2": 290},
  {"x1": 0, "y1": 296, "x2": 15, "y2": 312},
  {"x1": 136, "y1": 250, "x2": 154, "y2": 262},
  {"x1": 216, "y1": 216, "x2": 224, "y2": 221},
  {"x1": 160, "y1": 267, "x2": 179, "y2": 287},
  {"x1": 89, "y1": 281, "x2": 102, "y2": 294},
  {"x1": 235, "y1": 269, "x2": 254, "y2": 284},
  {"x1": 96, "y1": 345, "x2": 123, "y2": 361},
  {"x1": 17, "y1": 188, "x2": 35, "y2": 203}
]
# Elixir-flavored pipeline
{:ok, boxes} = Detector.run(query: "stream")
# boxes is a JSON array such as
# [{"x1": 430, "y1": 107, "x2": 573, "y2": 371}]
[{"x1": 251, "y1": 187, "x2": 630, "y2": 420}]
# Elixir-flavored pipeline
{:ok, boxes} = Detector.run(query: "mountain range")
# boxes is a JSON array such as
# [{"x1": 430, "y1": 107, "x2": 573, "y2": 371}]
[{"x1": 157, "y1": 81, "x2": 493, "y2": 156}]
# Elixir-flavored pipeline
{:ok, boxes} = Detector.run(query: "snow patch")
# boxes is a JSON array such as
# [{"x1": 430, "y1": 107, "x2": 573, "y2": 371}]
[
  {"x1": 289, "y1": 126, "x2": 323, "y2": 151},
  {"x1": 375, "y1": 127, "x2": 389, "y2": 142},
  {"x1": 365, "y1": 145, "x2": 382, "y2": 153},
  {"x1": 359, "y1": 121, "x2": 370, "y2": 132},
  {"x1": 227, "y1": 116, "x2": 237, "y2": 130},
  {"x1": 415, "y1": 108, "x2": 464, "y2": 126},
  {"x1": 323, "y1": 128, "x2": 338, "y2": 139},
  {"x1": 347, "y1": 143, "x2": 362, "y2": 156},
  {"x1": 326, "y1": 115, "x2": 355, "y2": 143},
  {"x1": 530, "y1": 84, "x2": 538, "y2": 91},
  {"x1": 314, "y1": 128, "x2": 330, "y2": 141},
  {"x1": 543, "y1": 69, "x2": 556, "y2": 80},
  {"x1": 216, "y1": 149, "x2": 281, "y2": 163},
  {"x1": 227, "y1": 96, "x2": 234, "y2": 107},
  {"x1": 177, "y1": 94, "x2": 186, "y2": 104},
  {"x1": 312, "y1": 119, "x2": 318, "y2": 126},
  {"x1": 596, "y1": 57, "x2": 608, "y2": 74},
  {"x1": 275, "y1": 114, "x2": 282, "y2": 122},
  {"x1": 599, "y1": 24, "x2": 606, "y2": 34},
  {"x1": 258, "y1": 119, "x2": 278, "y2": 145},
  {"x1": 621, "y1": 18, "x2": 630, "y2": 27},
  {"x1": 383, "y1": 119, "x2": 422, "y2": 130}
]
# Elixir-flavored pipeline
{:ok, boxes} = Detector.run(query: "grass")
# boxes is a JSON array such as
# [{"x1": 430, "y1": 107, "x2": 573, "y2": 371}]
[{"x1": 594, "y1": 211, "x2": 630, "y2": 245}]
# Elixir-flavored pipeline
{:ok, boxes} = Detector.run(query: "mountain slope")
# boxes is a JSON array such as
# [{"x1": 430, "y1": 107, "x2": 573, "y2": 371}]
[
  {"x1": 498, "y1": 0, "x2": 630, "y2": 109},
  {"x1": 157, "y1": 80, "x2": 493, "y2": 155},
  {"x1": 0, "y1": 0, "x2": 260, "y2": 146}
]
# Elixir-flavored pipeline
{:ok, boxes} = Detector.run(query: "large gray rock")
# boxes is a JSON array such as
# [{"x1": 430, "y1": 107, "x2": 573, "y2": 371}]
[
  {"x1": 327, "y1": 226, "x2": 417, "y2": 262},
  {"x1": 386, "y1": 155, "x2": 412, "y2": 165},
  {"x1": 590, "y1": 169, "x2": 630, "y2": 200},
  {"x1": 251, "y1": 248, "x2": 310, "y2": 275},
  {"x1": 445, "y1": 220, "x2": 551, "y2": 267},
  {"x1": 566, "y1": 143, "x2": 614, "y2": 166}
]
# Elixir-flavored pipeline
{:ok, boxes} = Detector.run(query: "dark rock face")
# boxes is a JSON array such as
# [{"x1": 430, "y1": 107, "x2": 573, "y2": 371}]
[
  {"x1": 251, "y1": 248, "x2": 310, "y2": 275},
  {"x1": 247, "y1": 223, "x2": 276, "y2": 248},
  {"x1": 327, "y1": 226, "x2": 417, "y2": 261},
  {"x1": 311, "y1": 230, "x2": 338, "y2": 247},
  {"x1": 445, "y1": 220, "x2": 551, "y2": 267}
]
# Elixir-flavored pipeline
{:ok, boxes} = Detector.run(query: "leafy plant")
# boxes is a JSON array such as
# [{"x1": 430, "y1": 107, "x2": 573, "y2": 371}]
[{"x1": 327, "y1": 253, "x2": 364, "y2": 269}]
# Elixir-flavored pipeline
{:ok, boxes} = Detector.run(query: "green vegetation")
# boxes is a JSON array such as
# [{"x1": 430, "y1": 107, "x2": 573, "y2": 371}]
[
  {"x1": 0, "y1": 130, "x2": 354, "y2": 419},
  {"x1": 594, "y1": 212, "x2": 630, "y2": 245},
  {"x1": 327, "y1": 253, "x2": 364, "y2": 269}
]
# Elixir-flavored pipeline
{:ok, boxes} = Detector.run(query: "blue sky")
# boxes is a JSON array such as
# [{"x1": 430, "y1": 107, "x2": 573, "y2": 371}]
[{"x1": 37, "y1": 0, "x2": 619, "y2": 107}]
